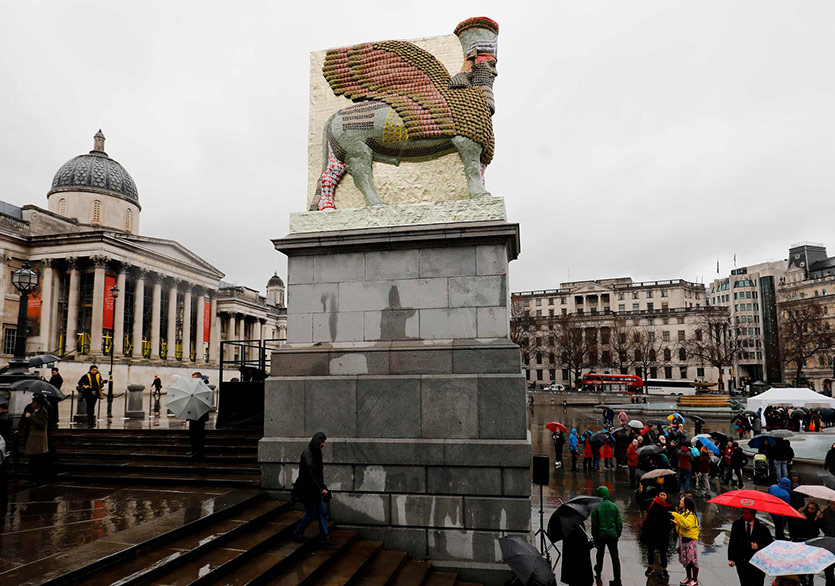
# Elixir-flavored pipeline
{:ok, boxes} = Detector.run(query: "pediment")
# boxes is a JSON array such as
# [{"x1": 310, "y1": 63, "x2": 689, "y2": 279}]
[
  {"x1": 569, "y1": 282, "x2": 614, "y2": 295},
  {"x1": 122, "y1": 235, "x2": 223, "y2": 278}
]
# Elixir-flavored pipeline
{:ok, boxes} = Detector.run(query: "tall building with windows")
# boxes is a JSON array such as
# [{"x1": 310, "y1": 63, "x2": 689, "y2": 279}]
[
  {"x1": 707, "y1": 260, "x2": 788, "y2": 386},
  {"x1": 0, "y1": 130, "x2": 286, "y2": 384},
  {"x1": 512, "y1": 277, "x2": 720, "y2": 388}
]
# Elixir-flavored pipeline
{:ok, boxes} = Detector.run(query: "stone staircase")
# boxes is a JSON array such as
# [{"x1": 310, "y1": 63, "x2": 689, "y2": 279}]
[
  {"x1": 4, "y1": 491, "x2": 482, "y2": 586},
  {"x1": 47, "y1": 428, "x2": 261, "y2": 488}
]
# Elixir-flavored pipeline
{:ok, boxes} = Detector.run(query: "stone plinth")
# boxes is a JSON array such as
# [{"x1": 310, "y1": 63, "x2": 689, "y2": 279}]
[{"x1": 262, "y1": 219, "x2": 530, "y2": 584}]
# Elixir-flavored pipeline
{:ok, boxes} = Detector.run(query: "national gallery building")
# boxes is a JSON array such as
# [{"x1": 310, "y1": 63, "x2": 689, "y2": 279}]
[{"x1": 0, "y1": 131, "x2": 285, "y2": 383}]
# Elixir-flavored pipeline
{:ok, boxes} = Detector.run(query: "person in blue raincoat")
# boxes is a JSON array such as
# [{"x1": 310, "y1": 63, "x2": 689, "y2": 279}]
[{"x1": 569, "y1": 428, "x2": 579, "y2": 471}]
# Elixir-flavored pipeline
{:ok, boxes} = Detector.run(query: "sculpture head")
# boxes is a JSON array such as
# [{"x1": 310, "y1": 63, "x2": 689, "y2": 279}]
[{"x1": 454, "y1": 17, "x2": 499, "y2": 114}]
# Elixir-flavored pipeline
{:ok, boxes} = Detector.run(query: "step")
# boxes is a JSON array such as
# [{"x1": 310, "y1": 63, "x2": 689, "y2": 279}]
[
  {"x1": 423, "y1": 572, "x2": 457, "y2": 586},
  {"x1": 56, "y1": 471, "x2": 260, "y2": 488},
  {"x1": 55, "y1": 452, "x2": 256, "y2": 464},
  {"x1": 305, "y1": 540, "x2": 383, "y2": 586},
  {"x1": 353, "y1": 550, "x2": 408, "y2": 586},
  {"x1": 266, "y1": 530, "x2": 359, "y2": 586},
  {"x1": 87, "y1": 501, "x2": 294, "y2": 586},
  {"x1": 56, "y1": 460, "x2": 260, "y2": 475},
  {"x1": 390, "y1": 560, "x2": 432, "y2": 586}
]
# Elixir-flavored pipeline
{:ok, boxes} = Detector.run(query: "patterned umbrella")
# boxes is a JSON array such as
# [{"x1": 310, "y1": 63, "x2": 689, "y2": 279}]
[
  {"x1": 793, "y1": 485, "x2": 835, "y2": 501},
  {"x1": 750, "y1": 540, "x2": 835, "y2": 576}
]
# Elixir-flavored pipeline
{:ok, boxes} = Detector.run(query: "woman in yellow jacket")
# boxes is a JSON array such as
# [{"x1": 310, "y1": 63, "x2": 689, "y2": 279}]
[{"x1": 671, "y1": 495, "x2": 700, "y2": 586}]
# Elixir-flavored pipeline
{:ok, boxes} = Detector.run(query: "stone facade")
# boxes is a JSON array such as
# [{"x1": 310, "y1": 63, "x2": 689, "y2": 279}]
[{"x1": 262, "y1": 220, "x2": 529, "y2": 584}]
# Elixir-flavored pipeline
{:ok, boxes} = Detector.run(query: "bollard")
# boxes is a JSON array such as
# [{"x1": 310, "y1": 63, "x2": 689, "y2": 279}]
[{"x1": 125, "y1": 384, "x2": 146, "y2": 419}]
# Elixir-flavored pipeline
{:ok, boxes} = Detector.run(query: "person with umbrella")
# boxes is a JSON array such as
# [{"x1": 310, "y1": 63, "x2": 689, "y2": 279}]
[
  {"x1": 77, "y1": 365, "x2": 105, "y2": 429},
  {"x1": 817, "y1": 499, "x2": 835, "y2": 586},
  {"x1": 730, "y1": 441, "x2": 746, "y2": 488},
  {"x1": 677, "y1": 443, "x2": 693, "y2": 494},
  {"x1": 768, "y1": 477, "x2": 791, "y2": 540},
  {"x1": 626, "y1": 438, "x2": 640, "y2": 488},
  {"x1": 569, "y1": 428, "x2": 580, "y2": 471},
  {"x1": 640, "y1": 488, "x2": 672, "y2": 579},
  {"x1": 23, "y1": 394, "x2": 49, "y2": 486},
  {"x1": 45, "y1": 367, "x2": 63, "y2": 428},
  {"x1": 591, "y1": 486, "x2": 623, "y2": 586},
  {"x1": 773, "y1": 438, "x2": 794, "y2": 481},
  {"x1": 602, "y1": 430, "x2": 614, "y2": 470},
  {"x1": 672, "y1": 495, "x2": 700, "y2": 585},
  {"x1": 187, "y1": 372, "x2": 210, "y2": 458},
  {"x1": 787, "y1": 502, "x2": 822, "y2": 585},
  {"x1": 695, "y1": 444, "x2": 712, "y2": 498},
  {"x1": 291, "y1": 431, "x2": 331, "y2": 544},
  {"x1": 561, "y1": 523, "x2": 594, "y2": 586},
  {"x1": 728, "y1": 508, "x2": 773, "y2": 586},
  {"x1": 582, "y1": 428, "x2": 593, "y2": 472}
]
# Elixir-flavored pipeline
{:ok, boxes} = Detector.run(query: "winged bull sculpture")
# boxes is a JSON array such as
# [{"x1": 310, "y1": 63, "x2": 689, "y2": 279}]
[{"x1": 311, "y1": 17, "x2": 499, "y2": 211}]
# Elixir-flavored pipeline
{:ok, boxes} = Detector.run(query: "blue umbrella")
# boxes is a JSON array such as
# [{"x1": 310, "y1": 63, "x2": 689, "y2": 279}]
[
  {"x1": 748, "y1": 434, "x2": 778, "y2": 450},
  {"x1": 667, "y1": 412, "x2": 686, "y2": 424},
  {"x1": 691, "y1": 434, "x2": 720, "y2": 455}
]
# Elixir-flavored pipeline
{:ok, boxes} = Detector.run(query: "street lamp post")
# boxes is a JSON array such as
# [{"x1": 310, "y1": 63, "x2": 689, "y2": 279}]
[
  {"x1": 11, "y1": 261, "x2": 39, "y2": 361},
  {"x1": 107, "y1": 285, "x2": 119, "y2": 418}
]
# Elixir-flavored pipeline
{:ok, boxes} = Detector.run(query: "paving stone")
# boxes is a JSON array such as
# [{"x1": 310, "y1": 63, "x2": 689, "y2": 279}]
[
  {"x1": 354, "y1": 465, "x2": 426, "y2": 493},
  {"x1": 427, "y1": 467, "x2": 502, "y2": 496},
  {"x1": 420, "y1": 246, "x2": 476, "y2": 278},
  {"x1": 365, "y1": 249, "x2": 419, "y2": 280},
  {"x1": 421, "y1": 376, "x2": 478, "y2": 439},
  {"x1": 330, "y1": 493, "x2": 390, "y2": 525},
  {"x1": 390, "y1": 494, "x2": 464, "y2": 529},
  {"x1": 357, "y1": 377, "x2": 421, "y2": 438},
  {"x1": 263, "y1": 377, "x2": 305, "y2": 437},
  {"x1": 314, "y1": 252, "x2": 365, "y2": 283},
  {"x1": 304, "y1": 377, "x2": 357, "y2": 438},
  {"x1": 463, "y1": 497, "x2": 531, "y2": 531}
]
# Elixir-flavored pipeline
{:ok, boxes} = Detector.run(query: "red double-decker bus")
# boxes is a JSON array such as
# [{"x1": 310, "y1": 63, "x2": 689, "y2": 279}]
[{"x1": 581, "y1": 373, "x2": 644, "y2": 393}]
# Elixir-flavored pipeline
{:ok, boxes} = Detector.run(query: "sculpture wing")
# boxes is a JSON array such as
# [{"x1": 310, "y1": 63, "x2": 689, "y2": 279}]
[{"x1": 323, "y1": 41, "x2": 456, "y2": 138}]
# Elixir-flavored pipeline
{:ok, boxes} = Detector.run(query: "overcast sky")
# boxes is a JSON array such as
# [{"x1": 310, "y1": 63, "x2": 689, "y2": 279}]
[{"x1": 1, "y1": 1, "x2": 833, "y2": 294}]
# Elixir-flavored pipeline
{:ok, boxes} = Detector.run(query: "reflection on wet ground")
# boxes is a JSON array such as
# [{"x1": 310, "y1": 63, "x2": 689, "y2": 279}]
[
  {"x1": 529, "y1": 404, "x2": 828, "y2": 585},
  {"x1": 0, "y1": 482, "x2": 229, "y2": 575}
]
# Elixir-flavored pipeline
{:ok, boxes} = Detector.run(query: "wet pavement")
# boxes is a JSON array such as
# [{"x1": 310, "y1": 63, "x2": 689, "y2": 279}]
[
  {"x1": 530, "y1": 403, "x2": 830, "y2": 585},
  {"x1": 0, "y1": 481, "x2": 232, "y2": 577}
]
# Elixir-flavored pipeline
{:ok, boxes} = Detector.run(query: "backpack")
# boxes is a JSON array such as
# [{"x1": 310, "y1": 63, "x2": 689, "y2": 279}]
[{"x1": 690, "y1": 446, "x2": 700, "y2": 460}]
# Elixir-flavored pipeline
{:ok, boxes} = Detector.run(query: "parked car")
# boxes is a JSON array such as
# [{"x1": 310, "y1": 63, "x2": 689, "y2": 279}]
[{"x1": 546, "y1": 384, "x2": 566, "y2": 392}]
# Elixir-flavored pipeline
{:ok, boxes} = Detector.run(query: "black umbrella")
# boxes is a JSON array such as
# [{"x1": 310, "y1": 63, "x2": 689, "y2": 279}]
[
  {"x1": 692, "y1": 415, "x2": 705, "y2": 424},
  {"x1": 806, "y1": 536, "x2": 835, "y2": 555},
  {"x1": 766, "y1": 429, "x2": 793, "y2": 439},
  {"x1": 637, "y1": 445, "x2": 662, "y2": 456},
  {"x1": 27, "y1": 354, "x2": 61, "y2": 367},
  {"x1": 709, "y1": 431, "x2": 728, "y2": 443},
  {"x1": 498, "y1": 535, "x2": 556, "y2": 586},
  {"x1": 546, "y1": 496, "x2": 603, "y2": 542},
  {"x1": 10, "y1": 379, "x2": 65, "y2": 400}
]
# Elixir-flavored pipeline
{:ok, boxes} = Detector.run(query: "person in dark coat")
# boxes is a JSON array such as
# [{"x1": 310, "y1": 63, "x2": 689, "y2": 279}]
[
  {"x1": 0, "y1": 401, "x2": 11, "y2": 505},
  {"x1": 77, "y1": 365, "x2": 105, "y2": 428},
  {"x1": 641, "y1": 490, "x2": 672, "y2": 578},
  {"x1": 825, "y1": 442, "x2": 835, "y2": 476},
  {"x1": 291, "y1": 432, "x2": 330, "y2": 543},
  {"x1": 819, "y1": 500, "x2": 835, "y2": 586},
  {"x1": 46, "y1": 368, "x2": 63, "y2": 428},
  {"x1": 561, "y1": 522, "x2": 593, "y2": 586},
  {"x1": 552, "y1": 430, "x2": 565, "y2": 469},
  {"x1": 728, "y1": 508, "x2": 773, "y2": 586},
  {"x1": 788, "y1": 502, "x2": 821, "y2": 586},
  {"x1": 186, "y1": 372, "x2": 209, "y2": 458},
  {"x1": 23, "y1": 395, "x2": 49, "y2": 485},
  {"x1": 150, "y1": 375, "x2": 162, "y2": 415}
]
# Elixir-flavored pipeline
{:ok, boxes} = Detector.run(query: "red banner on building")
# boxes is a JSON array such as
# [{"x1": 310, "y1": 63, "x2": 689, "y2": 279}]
[
  {"x1": 204, "y1": 300, "x2": 211, "y2": 341},
  {"x1": 103, "y1": 275, "x2": 116, "y2": 330},
  {"x1": 27, "y1": 292, "x2": 41, "y2": 321}
]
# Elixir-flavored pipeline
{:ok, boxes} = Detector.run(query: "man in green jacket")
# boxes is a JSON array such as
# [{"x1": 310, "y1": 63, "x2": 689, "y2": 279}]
[{"x1": 591, "y1": 485, "x2": 623, "y2": 586}]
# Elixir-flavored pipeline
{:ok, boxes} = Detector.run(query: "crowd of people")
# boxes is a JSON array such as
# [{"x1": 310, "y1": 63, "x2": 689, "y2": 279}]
[{"x1": 548, "y1": 408, "x2": 835, "y2": 586}]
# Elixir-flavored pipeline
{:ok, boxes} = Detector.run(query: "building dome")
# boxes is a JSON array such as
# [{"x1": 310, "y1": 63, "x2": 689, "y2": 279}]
[
  {"x1": 48, "y1": 130, "x2": 139, "y2": 203},
  {"x1": 267, "y1": 273, "x2": 284, "y2": 288}
]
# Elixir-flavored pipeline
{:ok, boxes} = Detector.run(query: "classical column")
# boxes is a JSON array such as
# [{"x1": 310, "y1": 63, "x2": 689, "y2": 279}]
[
  {"x1": 166, "y1": 280, "x2": 177, "y2": 361},
  {"x1": 65, "y1": 258, "x2": 80, "y2": 354},
  {"x1": 208, "y1": 293, "x2": 219, "y2": 362},
  {"x1": 89, "y1": 256, "x2": 108, "y2": 355},
  {"x1": 150, "y1": 274, "x2": 162, "y2": 359},
  {"x1": 227, "y1": 312, "x2": 237, "y2": 361},
  {"x1": 182, "y1": 287, "x2": 192, "y2": 361},
  {"x1": 194, "y1": 288, "x2": 205, "y2": 362},
  {"x1": 238, "y1": 315, "x2": 247, "y2": 361},
  {"x1": 113, "y1": 267, "x2": 127, "y2": 355},
  {"x1": 39, "y1": 259, "x2": 54, "y2": 353},
  {"x1": 131, "y1": 269, "x2": 146, "y2": 358}
]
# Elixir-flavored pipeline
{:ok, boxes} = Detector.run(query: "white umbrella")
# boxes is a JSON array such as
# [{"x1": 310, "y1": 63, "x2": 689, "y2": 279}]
[
  {"x1": 166, "y1": 377, "x2": 213, "y2": 420},
  {"x1": 628, "y1": 419, "x2": 643, "y2": 428},
  {"x1": 793, "y1": 485, "x2": 835, "y2": 501}
]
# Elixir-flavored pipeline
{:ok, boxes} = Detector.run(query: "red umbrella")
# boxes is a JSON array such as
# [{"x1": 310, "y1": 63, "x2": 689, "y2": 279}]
[
  {"x1": 709, "y1": 490, "x2": 805, "y2": 519},
  {"x1": 545, "y1": 422, "x2": 567, "y2": 433}
]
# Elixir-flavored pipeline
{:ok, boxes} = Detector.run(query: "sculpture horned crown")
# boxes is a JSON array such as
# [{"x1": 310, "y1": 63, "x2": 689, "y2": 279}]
[{"x1": 311, "y1": 17, "x2": 499, "y2": 211}]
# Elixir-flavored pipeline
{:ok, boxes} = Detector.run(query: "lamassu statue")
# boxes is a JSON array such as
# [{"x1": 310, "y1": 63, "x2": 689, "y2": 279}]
[{"x1": 311, "y1": 17, "x2": 499, "y2": 211}]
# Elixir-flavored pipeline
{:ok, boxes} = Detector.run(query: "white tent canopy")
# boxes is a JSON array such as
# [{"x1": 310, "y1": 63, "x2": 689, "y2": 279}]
[{"x1": 747, "y1": 387, "x2": 835, "y2": 413}]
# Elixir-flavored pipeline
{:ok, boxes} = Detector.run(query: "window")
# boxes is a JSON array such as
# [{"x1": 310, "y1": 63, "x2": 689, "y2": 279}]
[
  {"x1": 548, "y1": 298, "x2": 554, "y2": 305},
  {"x1": 618, "y1": 293, "x2": 625, "y2": 300},
  {"x1": 697, "y1": 367, "x2": 705, "y2": 377},
  {"x1": 695, "y1": 329, "x2": 702, "y2": 341},
  {"x1": 536, "y1": 310, "x2": 542, "y2": 317},
  {"x1": 679, "y1": 366, "x2": 687, "y2": 378},
  {"x1": 536, "y1": 370, "x2": 543, "y2": 381},
  {"x1": 522, "y1": 353, "x2": 529, "y2": 365},
  {"x1": 679, "y1": 348, "x2": 687, "y2": 361},
  {"x1": 663, "y1": 348, "x2": 671, "y2": 361},
  {"x1": 618, "y1": 304, "x2": 625, "y2": 313},
  {"x1": 561, "y1": 297, "x2": 567, "y2": 305},
  {"x1": 562, "y1": 369, "x2": 569, "y2": 380},
  {"x1": 664, "y1": 366, "x2": 672, "y2": 378},
  {"x1": 650, "y1": 367, "x2": 658, "y2": 378},
  {"x1": 632, "y1": 303, "x2": 639, "y2": 311},
  {"x1": 661, "y1": 302, "x2": 669, "y2": 311},
  {"x1": 662, "y1": 330, "x2": 670, "y2": 342},
  {"x1": 633, "y1": 291, "x2": 639, "y2": 299},
  {"x1": 648, "y1": 331, "x2": 656, "y2": 342},
  {"x1": 677, "y1": 317, "x2": 685, "y2": 324},
  {"x1": 125, "y1": 209, "x2": 132, "y2": 231},
  {"x1": 58, "y1": 198, "x2": 67, "y2": 216},
  {"x1": 561, "y1": 308, "x2": 567, "y2": 316},
  {"x1": 3, "y1": 328, "x2": 16, "y2": 354},
  {"x1": 678, "y1": 330, "x2": 686, "y2": 341},
  {"x1": 647, "y1": 302, "x2": 654, "y2": 311},
  {"x1": 549, "y1": 309, "x2": 554, "y2": 316},
  {"x1": 91, "y1": 199, "x2": 102, "y2": 224},
  {"x1": 536, "y1": 353, "x2": 542, "y2": 365},
  {"x1": 646, "y1": 290, "x2": 654, "y2": 298},
  {"x1": 535, "y1": 299, "x2": 542, "y2": 306},
  {"x1": 601, "y1": 350, "x2": 611, "y2": 364}
]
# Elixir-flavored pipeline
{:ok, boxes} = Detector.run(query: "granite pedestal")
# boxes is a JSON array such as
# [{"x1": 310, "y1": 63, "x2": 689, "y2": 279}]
[{"x1": 261, "y1": 219, "x2": 530, "y2": 584}]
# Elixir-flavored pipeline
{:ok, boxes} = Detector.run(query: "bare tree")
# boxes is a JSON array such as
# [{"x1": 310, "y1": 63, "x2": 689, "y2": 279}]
[
  {"x1": 606, "y1": 318, "x2": 635, "y2": 375},
  {"x1": 509, "y1": 298, "x2": 537, "y2": 347},
  {"x1": 683, "y1": 307, "x2": 739, "y2": 392},
  {"x1": 778, "y1": 296, "x2": 835, "y2": 386},
  {"x1": 551, "y1": 313, "x2": 590, "y2": 389},
  {"x1": 631, "y1": 325, "x2": 666, "y2": 387}
]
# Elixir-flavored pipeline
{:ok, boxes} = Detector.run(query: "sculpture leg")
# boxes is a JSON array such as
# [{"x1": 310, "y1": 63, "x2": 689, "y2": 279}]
[
  {"x1": 452, "y1": 136, "x2": 490, "y2": 198},
  {"x1": 317, "y1": 142, "x2": 347, "y2": 211},
  {"x1": 346, "y1": 147, "x2": 385, "y2": 207}
]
